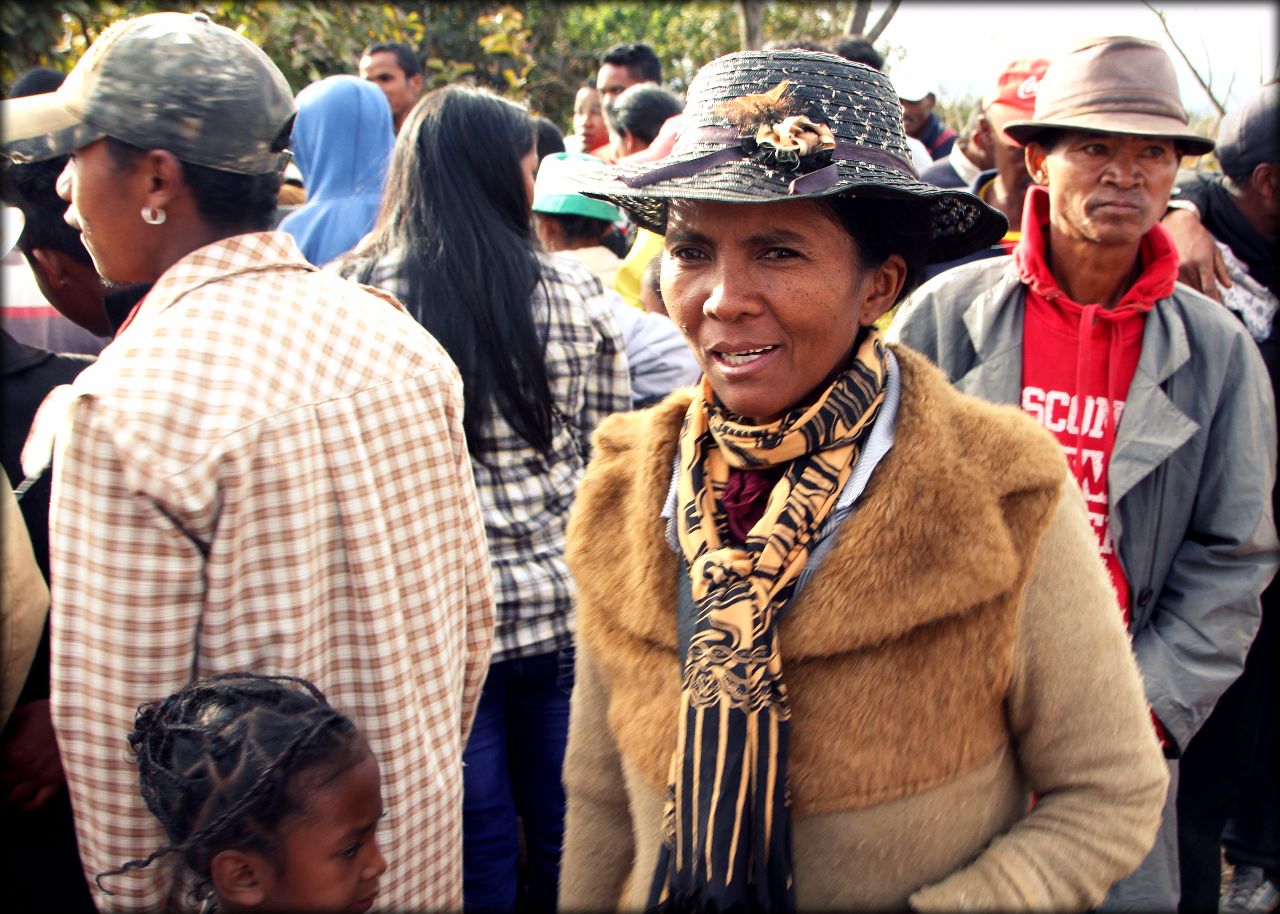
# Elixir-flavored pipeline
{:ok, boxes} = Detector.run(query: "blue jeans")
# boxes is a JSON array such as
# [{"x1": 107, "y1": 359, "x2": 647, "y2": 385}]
[{"x1": 463, "y1": 647, "x2": 574, "y2": 913}]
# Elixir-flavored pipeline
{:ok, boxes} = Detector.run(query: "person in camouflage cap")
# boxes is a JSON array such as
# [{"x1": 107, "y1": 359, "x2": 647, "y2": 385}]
[
  {"x1": 3, "y1": 11, "x2": 294, "y2": 176},
  {"x1": 2, "y1": 11, "x2": 498, "y2": 913},
  {"x1": 1, "y1": 10, "x2": 296, "y2": 284}
]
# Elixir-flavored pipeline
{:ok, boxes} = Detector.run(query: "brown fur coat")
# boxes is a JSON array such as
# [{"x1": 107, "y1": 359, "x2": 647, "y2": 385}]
[{"x1": 561, "y1": 347, "x2": 1168, "y2": 911}]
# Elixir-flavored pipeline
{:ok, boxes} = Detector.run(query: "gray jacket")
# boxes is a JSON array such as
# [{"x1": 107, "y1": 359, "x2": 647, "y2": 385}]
[{"x1": 889, "y1": 256, "x2": 1278, "y2": 753}]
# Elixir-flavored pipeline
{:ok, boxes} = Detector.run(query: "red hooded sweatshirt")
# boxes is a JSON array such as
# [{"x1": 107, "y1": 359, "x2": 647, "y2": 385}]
[{"x1": 1016, "y1": 185, "x2": 1178, "y2": 622}]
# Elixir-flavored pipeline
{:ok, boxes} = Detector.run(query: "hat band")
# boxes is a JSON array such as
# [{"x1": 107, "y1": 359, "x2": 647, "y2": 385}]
[{"x1": 619, "y1": 126, "x2": 916, "y2": 196}]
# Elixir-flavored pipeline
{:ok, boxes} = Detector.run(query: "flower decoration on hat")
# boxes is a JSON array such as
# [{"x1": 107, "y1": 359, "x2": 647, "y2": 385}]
[
  {"x1": 754, "y1": 116, "x2": 836, "y2": 168},
  {"x1": 717, "y1": 80, "x2": 836, "y2": 172}
]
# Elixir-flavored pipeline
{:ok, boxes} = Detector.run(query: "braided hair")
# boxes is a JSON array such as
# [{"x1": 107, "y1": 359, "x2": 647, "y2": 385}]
[{"x1": 97, "y1": 673, "x2": 367, "y2": 901}]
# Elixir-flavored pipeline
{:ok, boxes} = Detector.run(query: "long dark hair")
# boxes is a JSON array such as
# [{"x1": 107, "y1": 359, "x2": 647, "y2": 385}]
[{"x1": 349, "y1": 85, "x2": 553, "y2": 457}]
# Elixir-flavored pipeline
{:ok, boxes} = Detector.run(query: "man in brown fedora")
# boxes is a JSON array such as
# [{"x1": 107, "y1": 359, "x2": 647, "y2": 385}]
[{"x1": 891, "y1": 36, "x2": 1278, "y2": 910}]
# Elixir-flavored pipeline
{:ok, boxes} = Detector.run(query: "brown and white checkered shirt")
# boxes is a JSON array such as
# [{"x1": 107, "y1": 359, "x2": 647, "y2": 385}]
[{"x1": 42, "y1": 233, "x2": 495, "y2": 912}]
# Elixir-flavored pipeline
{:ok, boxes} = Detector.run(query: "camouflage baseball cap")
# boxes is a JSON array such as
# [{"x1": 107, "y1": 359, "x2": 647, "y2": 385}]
[{"x1": 2, "y1": 11, "x2": 295, "y2": 175}]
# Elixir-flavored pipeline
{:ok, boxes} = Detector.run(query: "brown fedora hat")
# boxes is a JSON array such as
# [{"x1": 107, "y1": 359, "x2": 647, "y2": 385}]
[
  {"x1": 561, "y1": 50, "x2": 1007, "y2": 264},
  {"x1": 1003, "y1": 36, "x2": 1214, "y2": 155}
]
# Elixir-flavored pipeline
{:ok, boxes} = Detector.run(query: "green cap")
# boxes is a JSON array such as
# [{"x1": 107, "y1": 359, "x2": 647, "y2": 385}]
[
  {"x1": 532, "y1": 152, "x2": 623, "y2": 222},
  {"x1": 2, "y1": 12, "x2": 295, "y2": 175}
]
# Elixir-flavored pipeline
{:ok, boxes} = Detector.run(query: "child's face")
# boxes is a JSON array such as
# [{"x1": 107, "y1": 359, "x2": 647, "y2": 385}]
[{"x1": 251, "y1": 750, "x2": 387, "y2": 912}]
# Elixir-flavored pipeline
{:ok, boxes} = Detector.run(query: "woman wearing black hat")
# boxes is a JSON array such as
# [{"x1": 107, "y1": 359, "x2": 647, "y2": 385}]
[{"x1": 559, "y1": 50, "x2": 1169, "y2": 912}]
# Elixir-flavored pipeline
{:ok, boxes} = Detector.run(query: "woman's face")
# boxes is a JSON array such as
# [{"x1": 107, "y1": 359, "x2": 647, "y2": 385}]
[
  {"x1": 57, "y1": 139, "x2": 151, "y2": 283},
  {"x1": 662, "y1": 198, "x2": 903, "y2": 424},
  {"x1": 572, "y1": 86, "x2": 607, "y2": 151},
  {"x1": 520, "y1": 140, "x2": 538, "y2": 209}
]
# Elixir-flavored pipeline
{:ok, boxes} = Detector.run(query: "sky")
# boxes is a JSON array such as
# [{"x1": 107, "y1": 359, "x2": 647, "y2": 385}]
[{"x1": 871, "y1": 1, "x2": 1277, "y2": 115}]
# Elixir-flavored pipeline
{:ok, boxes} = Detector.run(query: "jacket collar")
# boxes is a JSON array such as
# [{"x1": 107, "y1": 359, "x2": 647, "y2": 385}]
[
  {"x1": 1107, "y1": 301, "x2": 1197, "y2": 508},
  {"x1": 957, "y1": 263, "x2": 1026, "y2": 404}
]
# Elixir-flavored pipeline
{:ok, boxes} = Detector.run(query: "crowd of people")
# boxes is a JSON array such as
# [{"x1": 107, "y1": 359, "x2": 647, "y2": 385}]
[{"x1": 1, "y1": 11, "x2": 1276, "y2": 914}]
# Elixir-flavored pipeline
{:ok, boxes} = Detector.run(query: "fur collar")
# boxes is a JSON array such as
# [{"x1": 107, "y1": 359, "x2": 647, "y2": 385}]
[{"x1": 567, "y1": 346, "x2": 1067, "y2": 809}]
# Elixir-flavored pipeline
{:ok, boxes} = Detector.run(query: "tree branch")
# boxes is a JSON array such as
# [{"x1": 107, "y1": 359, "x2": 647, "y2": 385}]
[
  {"x1": 845, "y1": 1, "x2": 870, "y2": 36},
  {"x1": 736, "y1": 0, "x2": 764, "y2": 51},
  {"x1": 1142, "y1": 0, "x2": 1226, "y2": 115},
  {"x1": 866, "y1": 0, "x2": 901, "y2": 43},
  {"x1": 70, "y1": 10, "x2": 93, "y2": 49}
]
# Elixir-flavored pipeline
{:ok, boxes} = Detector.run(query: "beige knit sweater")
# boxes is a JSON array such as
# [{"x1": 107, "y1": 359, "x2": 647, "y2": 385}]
[{"x1": 561, "y1": 346, "x2": 1168, "y2": 911}]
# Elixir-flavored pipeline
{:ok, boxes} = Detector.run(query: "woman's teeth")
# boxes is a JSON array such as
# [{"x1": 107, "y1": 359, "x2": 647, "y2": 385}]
[{"x1": 718, "y1": 346, "x2": 776, "y2": 366}]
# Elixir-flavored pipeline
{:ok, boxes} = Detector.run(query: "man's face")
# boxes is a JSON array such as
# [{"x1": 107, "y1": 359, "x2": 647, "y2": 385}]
[
  {"x1": 1028, "y1": 129, "x2": 1179, "y2": 248},
  {"x1": 596, "y1": 62, "x2": 639, "y2": 103},
  {"x1": 983, "y1": 105, "x2": 1034, "y2": 201},
  {"x1": 899, "y1": 94, "x2": 935, "y2": 138},
  {"x1": 358, "y1": 51, "x2": 423, "y2": 125},
  {"x1": 57, "y1": 139, "x2": 150, "y2": 283}
]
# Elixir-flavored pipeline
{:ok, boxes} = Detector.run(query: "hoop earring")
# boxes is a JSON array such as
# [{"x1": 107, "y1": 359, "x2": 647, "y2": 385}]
[{"x1": 141, "y1": 206, "x2": 166, "y2": 226}]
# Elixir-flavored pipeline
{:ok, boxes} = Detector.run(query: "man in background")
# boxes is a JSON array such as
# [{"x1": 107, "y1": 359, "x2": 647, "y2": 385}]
[
  {"x1": 1165, "y1": 82, "x2": 1279, "y2": 914},
  {"x1": 830, "y1": 36, "x2": 933, "y2": 172},
  {"x1": 891, "y1": 38, "x2": 1277, "y2": 910},
  {"x1": 923, "y1": 58, "x2": 1047, "y2": 192},
  {"x1": 358, "y1": 41, "x2": 423, "y2": 133},
  {"x1": 920, "y1": 58, "x2": 1050, "y2": 280},
  {"x1": 596, "y1": 42, "x2": 660, "y2": 102},
  {"x1": 922, "y1": 106, "x2": 993, "y2": 189},
  {"x1": 892, "y1": 64, "x2": 957, "y2": 160}
]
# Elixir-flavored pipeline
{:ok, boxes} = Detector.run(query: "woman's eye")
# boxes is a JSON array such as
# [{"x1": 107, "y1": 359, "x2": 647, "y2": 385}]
[
  {"x1": 340, "y1": 842, "x2": 363, "y2": 859},
  {"x1": 761, "y1": 247, "x2": 799, "y2": 260},
  {"x1": 669, "y1": 246, "x2": 705, "y2": 262}
]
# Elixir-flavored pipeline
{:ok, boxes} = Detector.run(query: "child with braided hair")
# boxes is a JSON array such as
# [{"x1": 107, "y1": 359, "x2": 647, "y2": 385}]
[{"x1": 97, "y1": 673, "x2": 387, "y2": 912}]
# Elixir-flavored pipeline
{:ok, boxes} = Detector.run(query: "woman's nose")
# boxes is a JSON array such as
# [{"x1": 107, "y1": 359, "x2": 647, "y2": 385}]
[{"x1": 702, "y1": 267, "x2": 761, "y2": 322}]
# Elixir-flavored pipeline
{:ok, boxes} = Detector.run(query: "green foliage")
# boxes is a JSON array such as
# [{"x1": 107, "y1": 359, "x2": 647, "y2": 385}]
[
  {"x1": 477, "y1": 6, "x2": 534, "y2": 95},
  {"x1": 0, "y1": 1, "x2": 428, "y2": 93},
  {"x1": 1, "y1": 1, "x2": 903, "y2": 133}
]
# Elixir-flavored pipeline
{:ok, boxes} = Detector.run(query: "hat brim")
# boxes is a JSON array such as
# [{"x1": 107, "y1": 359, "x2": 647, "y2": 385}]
[
  {"x1": 532, "y1": 193, "x2": 622, "y2": 223},
  {"x1": 564, "y1": 152, "x2": 1008, "y2": 264},
  {"x1": 2, "y1": 91, "x2": 105, "y2": 164},
  {"x1": 1002, "y1": 112, "x2": 1214, "y2": 155}
]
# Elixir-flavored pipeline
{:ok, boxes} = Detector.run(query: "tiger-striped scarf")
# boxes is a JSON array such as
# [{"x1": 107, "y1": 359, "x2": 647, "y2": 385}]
[{"x1": 648, "y1": 330, "x2": 888, "y2": 913}]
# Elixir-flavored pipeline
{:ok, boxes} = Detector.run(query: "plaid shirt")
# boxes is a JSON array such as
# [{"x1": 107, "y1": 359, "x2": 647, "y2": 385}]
[
  {"x1": 39, "y1": 233, "x2": 495, "y2": 912},
  {"x1": 348, "y1": 251, "x2": 631, "y2": 662}
]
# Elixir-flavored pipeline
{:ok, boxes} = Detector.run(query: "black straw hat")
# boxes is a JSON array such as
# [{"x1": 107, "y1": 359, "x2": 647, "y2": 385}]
[{"x1": 565, "y1": 50, "x2": 1007, "y2": 263}]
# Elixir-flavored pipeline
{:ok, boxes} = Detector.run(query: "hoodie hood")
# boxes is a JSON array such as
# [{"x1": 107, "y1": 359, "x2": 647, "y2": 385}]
[{"x1": 279, "y1": 75, "x2": 394, "y2": 265}]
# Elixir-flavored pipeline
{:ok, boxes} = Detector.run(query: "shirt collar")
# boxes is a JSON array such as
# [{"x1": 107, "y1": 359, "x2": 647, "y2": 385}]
[
  {"x1": 119, "y1": 232, "x2": 314, "y2": 338},
  {"x1": 948, "y1": 140, "x2": 982, "y2": 187}
]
